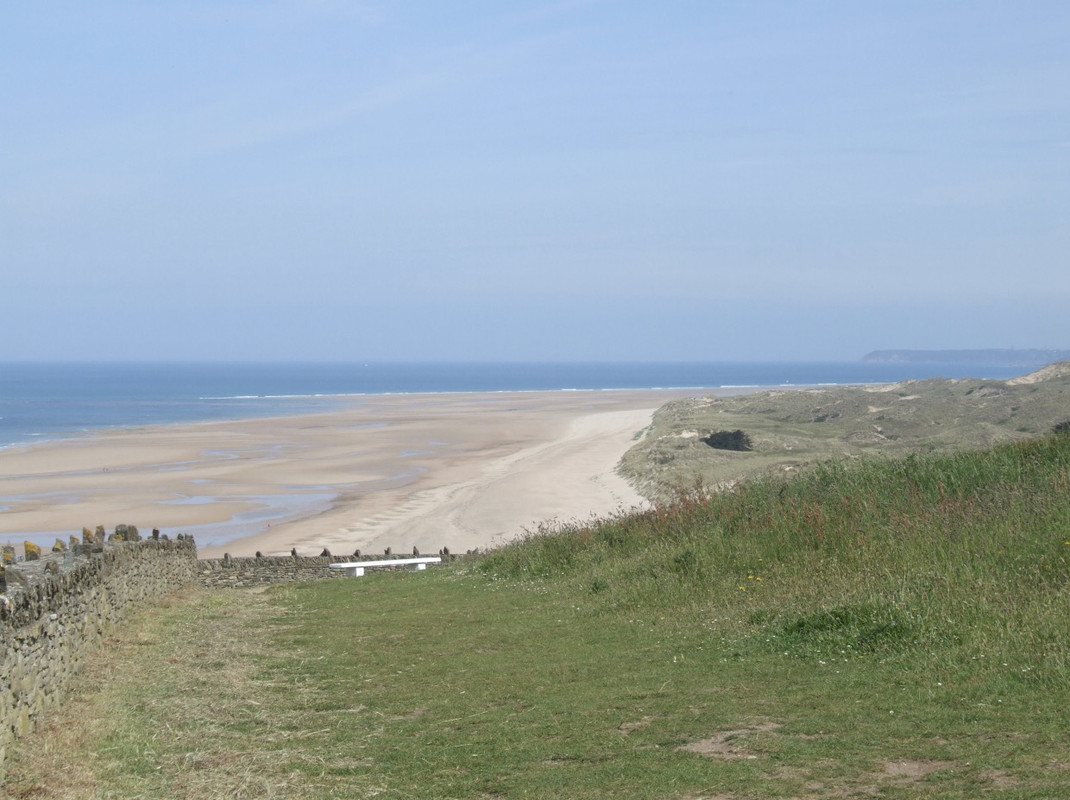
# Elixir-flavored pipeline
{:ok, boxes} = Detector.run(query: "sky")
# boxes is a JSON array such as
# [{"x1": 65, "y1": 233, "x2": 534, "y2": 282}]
[{"x1": 2, "y1": 1, "x2": 1068, "y2": 362}]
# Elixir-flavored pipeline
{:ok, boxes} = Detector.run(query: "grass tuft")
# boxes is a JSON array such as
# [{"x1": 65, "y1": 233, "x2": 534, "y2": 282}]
[{"x1": 771, "y1": 603, "x2": 916, "y2": 657}]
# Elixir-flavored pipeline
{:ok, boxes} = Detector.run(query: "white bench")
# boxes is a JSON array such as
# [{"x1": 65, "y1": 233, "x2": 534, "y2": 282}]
[{"x1": 329, "y1": 556, "x2": 442, "y2": 577}]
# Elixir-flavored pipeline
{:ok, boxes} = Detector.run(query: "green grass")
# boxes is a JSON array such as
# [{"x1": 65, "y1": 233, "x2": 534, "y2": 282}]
[{"x1": 5, "y1": 435, "x2": 1069, "y2": 798}]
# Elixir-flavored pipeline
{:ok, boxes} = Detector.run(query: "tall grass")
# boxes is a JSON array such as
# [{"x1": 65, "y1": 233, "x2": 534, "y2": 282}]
[{"x1": 480, "y1": 433, "x2": 1070, "y2": 682}]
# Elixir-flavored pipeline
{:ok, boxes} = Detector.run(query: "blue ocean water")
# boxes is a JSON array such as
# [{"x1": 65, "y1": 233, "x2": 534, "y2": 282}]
[{"x1": 0, "y1": 360, "x2": 1032, "y2": 449}]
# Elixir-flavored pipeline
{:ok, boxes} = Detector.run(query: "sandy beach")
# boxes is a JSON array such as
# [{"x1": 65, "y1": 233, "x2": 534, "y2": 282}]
[{"x1": 0, "y1": 389, "x2": 702, "y2": 558}]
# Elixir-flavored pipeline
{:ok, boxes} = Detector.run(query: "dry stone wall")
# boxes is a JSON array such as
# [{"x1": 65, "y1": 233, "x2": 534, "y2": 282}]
[
  {"x1": 0, "y1": 536, "x2": 198, "y2": 781},
  {"x1": 199, "y1": 553, "x2": 353, "y2": 586},
  {"x1": 198, "y1": 551, "x2": 460, "y2": 587}
]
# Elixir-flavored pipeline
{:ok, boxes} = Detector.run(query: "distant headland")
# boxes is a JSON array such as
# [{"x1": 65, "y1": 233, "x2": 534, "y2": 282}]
[{"x1": 861, "y1": 348, "x2": 1070, "y2": 367}]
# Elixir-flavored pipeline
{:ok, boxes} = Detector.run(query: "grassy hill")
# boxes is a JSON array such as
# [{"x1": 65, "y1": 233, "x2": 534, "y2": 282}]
[
  {"x1": 6, "y1": 431, "x2": 1068, "y2": 798},
  {"x1": 620, "y1": 361, "x2": 1070, "y2": 502}
]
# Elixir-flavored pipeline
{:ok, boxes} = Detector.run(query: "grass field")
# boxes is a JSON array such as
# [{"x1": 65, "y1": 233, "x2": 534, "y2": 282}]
[{"x1": 4, "y1": 431, "x2": 1068, "y2": 799}]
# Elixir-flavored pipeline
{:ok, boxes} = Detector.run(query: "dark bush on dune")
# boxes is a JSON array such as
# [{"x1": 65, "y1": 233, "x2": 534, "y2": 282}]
[{"x1": 702, "y1": 429, "x2": 753, "y2": 451}]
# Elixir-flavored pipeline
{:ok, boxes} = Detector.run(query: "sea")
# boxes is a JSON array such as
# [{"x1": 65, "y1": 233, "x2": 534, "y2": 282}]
[{"x1": 0, "y1": 360, "x2": 1034, "y2": 450}]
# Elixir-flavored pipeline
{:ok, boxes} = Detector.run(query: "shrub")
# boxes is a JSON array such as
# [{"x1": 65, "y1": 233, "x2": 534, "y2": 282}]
[{"x1": 702, "y1": 429, "x2": 753, "y2": 451}]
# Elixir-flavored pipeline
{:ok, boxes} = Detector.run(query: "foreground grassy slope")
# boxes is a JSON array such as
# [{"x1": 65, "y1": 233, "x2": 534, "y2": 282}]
[
  {"x1": 5, "y1": 435, "x2": 1069, "y2": 799},
  {"x1": 620, "y1": 362, "x2": 1070, "y2": 502}
]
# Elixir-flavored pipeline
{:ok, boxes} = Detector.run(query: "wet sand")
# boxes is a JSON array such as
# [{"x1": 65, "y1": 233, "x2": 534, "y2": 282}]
[{"x1": 0, "y1": 389, "x2": 701, "y2": 558}]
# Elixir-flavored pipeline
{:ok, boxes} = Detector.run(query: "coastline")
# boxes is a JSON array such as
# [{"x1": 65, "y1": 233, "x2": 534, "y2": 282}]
[
  {"x1": 0, "y1": 388, "x2": 705, "y2": 558},
  {"x1": 3, "y1": 360, "x2": 1029, "y2": 454}
]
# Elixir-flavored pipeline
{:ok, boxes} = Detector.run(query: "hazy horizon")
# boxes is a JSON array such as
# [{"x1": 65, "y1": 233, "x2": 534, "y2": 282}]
[
  {"x1": 3, "y1": 3, "x2": 1067, "y2": 362},
  {"x1": 4, "y1": 348, "x2": 1070, "y2": 368}
]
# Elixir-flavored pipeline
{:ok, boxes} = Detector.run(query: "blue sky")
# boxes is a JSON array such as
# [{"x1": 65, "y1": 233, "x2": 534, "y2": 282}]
[{"x1": 2, "y1": 1, "x2": 1068, "y2": 361}]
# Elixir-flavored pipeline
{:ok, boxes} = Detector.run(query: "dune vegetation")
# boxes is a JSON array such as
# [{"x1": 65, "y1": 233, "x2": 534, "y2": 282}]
[{"x1": 620, "y1": 362, "x2": 1070, "y2": 502}]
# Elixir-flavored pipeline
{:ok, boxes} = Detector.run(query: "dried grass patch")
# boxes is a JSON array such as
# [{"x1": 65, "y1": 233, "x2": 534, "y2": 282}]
[
  {"x1": 2, "y1": 587, "x2": 333, "y2": 800},
  {"x1": 677, "y1": 721, "x2": 783, "y2": 760}
]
